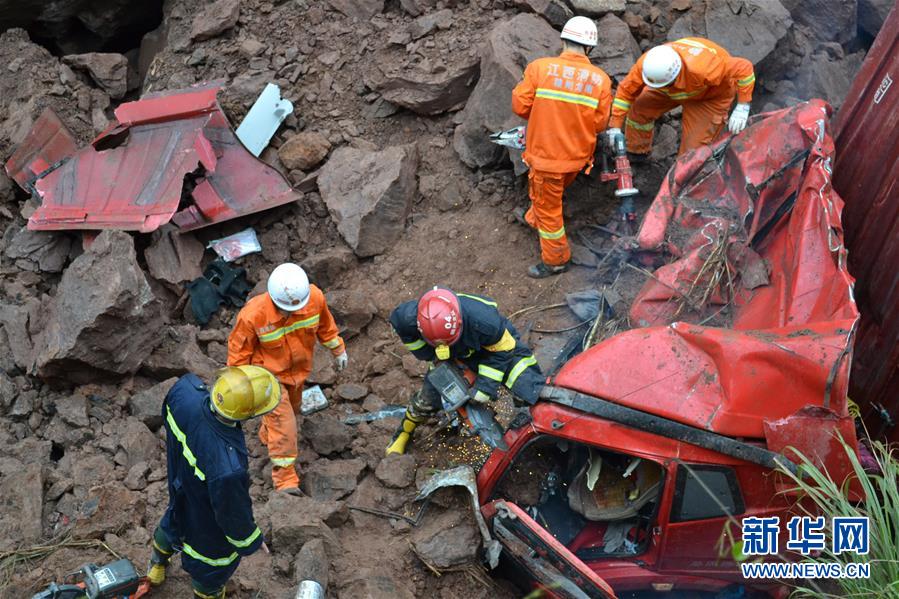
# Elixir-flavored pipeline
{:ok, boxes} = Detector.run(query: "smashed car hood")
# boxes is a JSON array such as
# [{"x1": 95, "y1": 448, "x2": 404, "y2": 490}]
[{"x1": 554, "y1": 100, "x2": 859, "y2": 439}]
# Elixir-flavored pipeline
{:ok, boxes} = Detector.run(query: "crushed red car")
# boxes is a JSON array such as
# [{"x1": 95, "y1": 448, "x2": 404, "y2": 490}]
[
  {"x1": 4, "y1": 82, "x2": 299, "y2": 233},
  {"x1": 466, "y1": 100, "x2": 860, "y2": 598}
]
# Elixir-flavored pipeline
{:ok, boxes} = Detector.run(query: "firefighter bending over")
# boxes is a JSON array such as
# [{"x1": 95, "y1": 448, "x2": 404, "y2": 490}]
[
  {"x1": 608, "y1": 37, "x2": 755, "y2": 156},
  {"x1": 386, "y1": 287, "x2": 544, "y2": 455}
]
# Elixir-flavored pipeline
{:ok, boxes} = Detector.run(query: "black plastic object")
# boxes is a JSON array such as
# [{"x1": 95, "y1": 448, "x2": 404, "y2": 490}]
[
  {"x1": 426, "y1": 363, "x2": 508, "y2": 450},
  {"x1": 186, "y1": 258, "x2": 251, "y2": 325},
  {"x1": 82, "y1": 560, "x2": 141, "y2": 598}
]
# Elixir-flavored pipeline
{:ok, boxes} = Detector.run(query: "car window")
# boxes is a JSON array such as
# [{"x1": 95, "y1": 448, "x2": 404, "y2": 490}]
[{"x1": 671, "y1": 464, "x2": 745, "y2": 522}]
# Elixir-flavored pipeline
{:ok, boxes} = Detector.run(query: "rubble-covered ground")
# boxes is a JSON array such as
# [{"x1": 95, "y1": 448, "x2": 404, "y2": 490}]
[{"x1": 0, "y1": 0, "x2": 886, "y2": 596}]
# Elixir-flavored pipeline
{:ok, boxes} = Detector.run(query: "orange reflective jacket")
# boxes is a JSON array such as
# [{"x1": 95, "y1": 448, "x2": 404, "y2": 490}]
[
  {"x1": 610, "y1": 37, "x2": 755, "y2": 129},
  {"x1": 512, "y1": 51, "x2": 613, "y2": 173},
  {"x1": 227, "y1": 285, "x2": 344, "y2": 387}
]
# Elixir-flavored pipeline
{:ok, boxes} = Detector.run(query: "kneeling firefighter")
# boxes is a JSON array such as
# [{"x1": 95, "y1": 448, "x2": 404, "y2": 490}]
[
  {"x1": 148, "y1": 366, "x2": 278, "y2": 598},
  {"x1": 386, "y1": 287, "x2": 545, "y2": 455}
]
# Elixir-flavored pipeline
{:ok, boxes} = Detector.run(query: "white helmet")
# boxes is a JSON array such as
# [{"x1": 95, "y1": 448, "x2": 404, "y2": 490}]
[
  {"x1": 642, "y1": 45, "x2": 682, "y2": 88},
  {"x1": 267, "y1": 263, "x2": 310, "y2": 312},
  {"x1": 560, "y1": 16, "x2": 598, "y2": 48}
]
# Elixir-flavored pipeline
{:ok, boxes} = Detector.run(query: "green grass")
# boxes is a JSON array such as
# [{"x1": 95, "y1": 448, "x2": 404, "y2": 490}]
[{"x1": 778, "y1": 438, "x2": 899, "y2": 598}]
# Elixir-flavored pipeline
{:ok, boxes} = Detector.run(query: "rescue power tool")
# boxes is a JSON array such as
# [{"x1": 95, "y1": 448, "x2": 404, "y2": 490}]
[
  {"x1": 488, "y1": 126, "x2": 526, "y2": 150},
  {"x1": 32, "y1": 559, "x2": 150, "y2": 599},
  {"x1": 600, "y1": 129, "x2": 639, "y2": 232},
  {"x1": 426, "y1": 362, "x2": 508, "y2": 451}
]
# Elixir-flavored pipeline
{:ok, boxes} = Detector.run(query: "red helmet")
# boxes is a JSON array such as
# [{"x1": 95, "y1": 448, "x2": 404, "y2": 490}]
[{"x1": 417, "y1": 287, "x2": 462, "y2": 354}]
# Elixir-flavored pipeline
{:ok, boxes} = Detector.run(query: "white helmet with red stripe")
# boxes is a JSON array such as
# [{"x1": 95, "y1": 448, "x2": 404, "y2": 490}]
[
  {"x1": 642, "y1": 45, "x2": 683, "y2": 88},
  {"x1": 267, "y1": 263, "x2": 310, "y2": 312},
  {"x1": 560, "y1": 16, "x2": 598, "y2": 48}
]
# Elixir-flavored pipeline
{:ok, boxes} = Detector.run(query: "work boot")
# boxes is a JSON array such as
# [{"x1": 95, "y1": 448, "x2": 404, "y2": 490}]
[
  {"x1": 146, "y1": 545, "x2": 171, "y2": 587},
  {"x1": 385, "y1": 410, "x2": 425, "y2": 455},
  {"x1": 527, "y1": 262, "x2": 569, "y2": 279}
]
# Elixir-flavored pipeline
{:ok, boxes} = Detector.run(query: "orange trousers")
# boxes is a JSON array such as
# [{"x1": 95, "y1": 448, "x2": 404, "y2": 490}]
[
  {"x1": 259, "y1": 382, "x2": 303, "y2": 490},
  {"x1": 525, "y1": 169, "x2": 578, "y2": 266},
  {"x1": 624, "y1": 86, "x2": 735, "y2": 155}
]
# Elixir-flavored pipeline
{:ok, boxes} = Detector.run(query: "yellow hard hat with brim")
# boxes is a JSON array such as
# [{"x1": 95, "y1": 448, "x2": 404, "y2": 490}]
[{"x1": 210, "y1": 366, "x2": 281, "y2": 421}]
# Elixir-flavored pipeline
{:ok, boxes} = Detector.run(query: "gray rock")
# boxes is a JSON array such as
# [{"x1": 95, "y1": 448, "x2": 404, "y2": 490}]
[
  {"x1": 266, "y1": 493, "x2": 341, "y2": 555},
  {"x1": 859, "y1": 0, "x2": 892, "y2": 37},
  {"x1": 399, "y1": 0, "x2": 436, "y2": 16},
  {"x1": 191, "y1": 0, "x2": 241, "y2": 41},
  {"x1": 4, "y1": 227, "x2": 72, "y2": 273},
  {"x1": 0, "y1": 300, "x2": 39, "y2": 371},
  {"x1": 301, "y1": 247, "x2": 356, "y2": 288},
  {"x1": 0, "y1": 372, "x2": 17, "y2": 409},
  {"x1": 301, "y1": 458, "x2": 366, "y2": 500},
  {"x1": 782, "y1": 0, "x2": 856, "y2": 44},
  {"x1": 453, "y1": 15, "x2": 560, "y2": 169},
  {"x1": 295, "y1": 538, "x2": 329, "y2": 591},
  {"x1": 301, "y1": 415, "x2": 354, "y2": 455},
  {"x1": 374, "y1": 454, "x2": 416, "y2": 489},
  {"x1": 121, "y1": 417, "x2": 159, "y2": 468},
  {"x1": 324, "y1": 289, "x2": 376, "y2": 339},
  {"x1": 341, "y1": 570, "x2": 416, "y2": 599},
  {"x1": 512, "y1": 0, "x2": 572, "y2": 28},
  {"x1": 56, "y1": 394, "x2": 90, "y2": 428},
  {"x1": 0, "y1": 461, "x2": 42, "y2": 550},
  {"x1": 141, "y1": 326, "x2": 218, "y2": 382},
  {"x1": 590, "y1": 14, "x2": 641, "y2": 81},
  {"x1": 410, "y1": 507, "x2": 480, "y2": 568},
  {"x1": 62, "y1": 53, "x2": 128, "y2": 99},
  {"x1": 74, "y1": 484, "x2": 146, "y2": 539},
  {"x1": 792, "y1": 50, "x2": 866, "y2": 110},
  {"x1": 326, "y1": 0, "x2": 383, "y2": 19},
  {"x1": 9, "y1": 389, "x2": 34, "y2": 420},
  {"x1": 318, "y1": 145, "x2": 418, "y2": 257},
  {"x1": 32, "y1": 230, "x2": 162, "y2": 384},
  {"x1": 335, "y1": 383, "x2": 368, "y2": 401},
  {"x1": 569, "y1": 242, "x2": 599, "y2": 267},
  {"x1": 144, "y1": 225, "x2": 204, "y2": 286},
  {"x1": 123, "y1": 461, "x2": 150, "y2": 491},
  {"x1": 129, "y1": 377, "x2": 178, "y2": 431},
  {"x1": 567, "y1": 0, "x2": 625, "y2": 16},
  {"x1": 367, "y1": 51, "x2": 479, "y2": 116},
  {"x1": 702, "y1": 0, "x2": 792, "y2": 65},
  {"x1": 408, "y1": 8, "x2": 453, "y2": 39}
]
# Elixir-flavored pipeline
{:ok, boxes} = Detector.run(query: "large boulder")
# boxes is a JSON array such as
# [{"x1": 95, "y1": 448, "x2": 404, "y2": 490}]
[
  {"x1": 590, "y1": 14, "x2": 642, "y2": 81},
  {"x1": 781, "y1": 0, "x2": 856, "y2": 44},
  {"x1": 266, "y1": 493, "x2": 342, "y2": 555},
  {"x1": 62, "y1": 52, "x2": 128, "y2": 98},
  {"x1": 318, "y1": 145, "x2": 418, "y2": 258},
  {"x1": 366, "y1": 51, "x2": 479, "y2": 116},
  {"x1": 324, "y1": 289, "x2": 377, "y2": 339},
  {"x1": 32, "y1": 230, "x2": 162, "y2": 384},
  {"x1": 301, "y1": 458, "x2": 366, "y2": 500},
  {"x1": 859, "y1": 0, "x2": 893, "y2": 38},
  {"x1": 667, "y1": 0, "x2": 792, "y2": 65},
  {"x1": 567, "y1": 0, "x2": 625, "y2": 16},
  {"x1": 453, "y1": 14, "x2": 560, "y2": 169},
  {"x1": 410, "y1": 506, "x2": 481, "y2": 568},
  {"x1": 141, "y1": 325, "x2": 219, "y2": 382},
  {"x1": 512, "y1": 0, "x2": 573, "y2": 28},
  {"x1": 792, "y1": 48, "x2": 866, "y2": 110},
  {"x1": 301, "y1": 247, "x2": 356, "y2": 288},
  {"x1": 129, "y1": 377, "x2": 179, "y2": 431},
  {"x1": 74, "y1": 484, "x2": 146, "y2": 539},
  {"x1": 4, "y1": 227, "x2": 73, "y2": 273}
]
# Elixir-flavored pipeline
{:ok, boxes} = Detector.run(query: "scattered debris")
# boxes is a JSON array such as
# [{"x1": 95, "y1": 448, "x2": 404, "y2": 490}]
[
  {"x1": 235, "y1": 83, "x2": 294, "y2": 157},
  {"x1": 301, "y1": 385, "x2": 329, "y2": 416},
  {"x1": 207, "y1": 228, "x2": 262, "y2": 262},
  {"x1": 344, "y1": 406, "x2": 406, "y2": 425},
  {"x1": 186, "y1": 259, "x2": 251, "y2": 325}
]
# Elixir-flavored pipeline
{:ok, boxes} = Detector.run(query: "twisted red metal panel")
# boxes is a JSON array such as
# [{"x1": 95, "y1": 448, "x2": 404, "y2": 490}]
[{"x1": 833, "y1": 4, "x2": 899, "y2": 442}]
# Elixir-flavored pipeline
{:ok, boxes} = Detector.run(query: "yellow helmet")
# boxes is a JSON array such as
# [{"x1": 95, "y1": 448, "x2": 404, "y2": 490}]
[{"x1": 210, "y1": 366, "x2": 281, "y2": 421}]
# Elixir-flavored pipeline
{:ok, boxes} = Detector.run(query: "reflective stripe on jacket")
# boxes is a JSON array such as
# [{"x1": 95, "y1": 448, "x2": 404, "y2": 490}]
[
  {"x1": 610, "y1": 37, "x2": 755, "y2": 129},
  {"x1": 512, "y1": 51, "x2": 613, "y2": 173},
  {"x1": 390, "y1": 293, "x2": 545, "y2": 403},
  {"x1": 227, "y1": 286, "x2": 344, "y2": 387},
  {"x1": 160, "y1": 374, "x2": 263, "y2": 580}
]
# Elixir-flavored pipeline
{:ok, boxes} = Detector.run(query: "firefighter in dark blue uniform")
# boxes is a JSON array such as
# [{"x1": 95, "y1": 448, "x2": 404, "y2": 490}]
[
  {"x1": 386, "y1": 287, "x2": 544, "y2": 454},
  {"x1": 146, "y1": 366, "x2": 280, "y2": 598}
]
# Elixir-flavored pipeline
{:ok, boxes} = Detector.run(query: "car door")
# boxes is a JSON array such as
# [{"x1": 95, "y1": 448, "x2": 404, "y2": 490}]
[{"x1": 485, "y1": 500, "x2": 618, "y2": 599}]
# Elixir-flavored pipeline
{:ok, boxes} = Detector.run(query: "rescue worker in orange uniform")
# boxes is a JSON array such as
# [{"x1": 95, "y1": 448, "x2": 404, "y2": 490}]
[
  {"x1": 608, "y1": 37, "x2": 755, "y2": 157},
  {"x1": 511, "y1": 16, "x2": 613, "y2": 279},
  {"x1": 227, "y1": 263, "x2": 348, "y2": 492}
]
